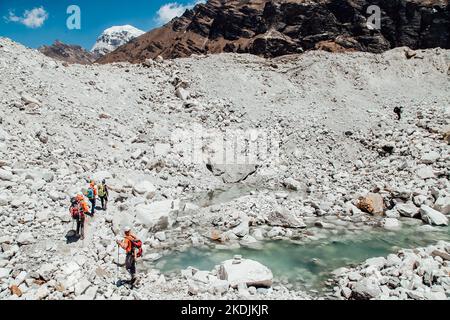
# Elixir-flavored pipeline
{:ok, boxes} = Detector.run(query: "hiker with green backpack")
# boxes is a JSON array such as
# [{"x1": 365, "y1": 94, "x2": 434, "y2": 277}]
[{"x1": 98, "y1": 179, "x2": 109, "y2": 210}]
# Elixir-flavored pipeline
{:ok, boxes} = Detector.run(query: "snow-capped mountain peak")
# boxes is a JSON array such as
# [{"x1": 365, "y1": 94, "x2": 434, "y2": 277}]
[{"x1": 91, "y1": 25, "x2": 145, "y2": 57}]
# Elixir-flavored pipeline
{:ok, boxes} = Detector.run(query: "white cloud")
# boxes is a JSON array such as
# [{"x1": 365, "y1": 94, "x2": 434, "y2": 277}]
[
  {"x1": 156, "y1": 1, "x2": 205, "y2": 25},
  {"x1": 5, "y1": 7, "x2": 48, "y2": 29}
]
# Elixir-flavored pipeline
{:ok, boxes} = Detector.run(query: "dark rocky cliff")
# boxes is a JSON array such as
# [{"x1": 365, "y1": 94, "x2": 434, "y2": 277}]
[
  {"x1": 98, "y1": 0, "x2": 450, "y2": 63},
  {"x1": 39, "y1": 41, "x2": 98, "y2": 65}
]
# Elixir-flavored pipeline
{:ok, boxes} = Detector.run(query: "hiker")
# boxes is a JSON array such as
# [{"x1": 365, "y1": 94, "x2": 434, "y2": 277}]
[
  {"x1": 116, "y1": 227, "x2": 142, "y2": 285},
  {"x1": 70, "y1": 195, "x2": 86, "y2": 239},
  {"x1": 98, "y1": 179, "x2": 109, "y2": 210},
  {"x1": 86, "y1": 180, "x2": 97, "y2": 216},
  {"x1": 394, "y1": 106, "x2": 402, "y2": 120}
]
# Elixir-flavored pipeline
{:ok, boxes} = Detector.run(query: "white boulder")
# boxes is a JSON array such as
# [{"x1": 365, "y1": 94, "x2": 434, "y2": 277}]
[
  {"x1": 175, "y1": 87, "x2": 190, "y2": 101},
  {"x1": 75, "y1": 278, "x2": 92, "y2": 296},
  {"x1": 421, "y1": 151, "x2": 440, "y2": 164},
  {"x1": 0, "y1": 192, "x2": 10, "y2": 206},
  {"x1": 219, "y1": 258, "x2": 273, "y2": 288},
  {"x1": 0, "y1": 169, "x2": 13, "y2": 181},
  {"x1": 267, "y1": 207, "x2": 306, "y2": 228},
  {"x1": 420, "y1": 205, "x2": 448, "y2": 226},
  {"x1": 231, "y1": 216, "x2": 250, "y2": 237},
  {"x1": 416, "y1": 166, "x2": 435, "y2": 179},
  {"x1": 433, "y1": 195, "x2": 450, "y2": 215},
  {"x1": 352, "y1": 277, "x2": 382, "y2": 299},
  {"x1": 395, "y1": 203, "x2": 420, "y2": 218},
  {"x1": 17, "y1": 232, "x2": 35, "y2": 245},
  {"x1": 133, "y1": 180, "x2": 156, "y2": 197},
  {"x1": 283, "y1": 177, "x2": 303, "y2": 191},
  {"x1": 0, "y1": 267, "x2": 11, "y2": 280},
  {"x1": 134, "y1": 199, "x2": 179, "y2": 231}
]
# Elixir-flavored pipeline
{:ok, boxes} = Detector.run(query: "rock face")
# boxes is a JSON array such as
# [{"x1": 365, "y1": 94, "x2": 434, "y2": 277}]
[
  {"x1": 98, "y1": 0, "x2": 450, "y2": 63},
  {"x1": 38, "y1": 41, "x2": 97, "y2": 65},
  {"x1": 91, "y1": 25, "x2": 145, "y2": 57},
  {"x1": 219, "y1": 257, "x2": 273, "y2": 288}
]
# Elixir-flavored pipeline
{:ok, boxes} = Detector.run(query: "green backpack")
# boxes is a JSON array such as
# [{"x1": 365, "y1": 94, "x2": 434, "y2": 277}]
[{"x1": 98, "y1": 184, "x2": 106, "y2": 197}]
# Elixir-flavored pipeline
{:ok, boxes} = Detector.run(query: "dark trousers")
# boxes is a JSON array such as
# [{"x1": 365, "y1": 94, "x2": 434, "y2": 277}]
[
  {"x1": 125, "y1": 253, "x2": 136, "y2": 280},
  {"x1": 100, "y1": 196, "x2": 108, "y2": 210},
  {"x1": 89, "y1": 198, "x2": 96, "y2": 215},
  {"x1": 76, "y1": 217, "x2": 85, "y2": 237}
]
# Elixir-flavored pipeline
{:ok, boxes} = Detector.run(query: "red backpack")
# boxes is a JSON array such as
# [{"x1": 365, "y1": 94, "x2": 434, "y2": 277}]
[
  {"x1": 69, "y1": 203, "x2": 80, "y2": 218},
  {"x1": 127, "y1": 236, "x2": 143, "y2": 258}
]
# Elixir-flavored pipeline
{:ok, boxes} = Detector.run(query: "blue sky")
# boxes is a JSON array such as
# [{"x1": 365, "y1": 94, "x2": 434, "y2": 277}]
[{"x1": 0, "y1": 0, "x2": 203, "y2": 50}]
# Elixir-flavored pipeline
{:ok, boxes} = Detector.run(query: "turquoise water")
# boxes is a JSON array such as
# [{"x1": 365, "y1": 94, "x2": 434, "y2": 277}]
[
  {"x1": 152, "y1": 224, "x2": 450, "y2": 293},
  {"x1": 187, "y1": 184, "x2": 300, "y2": 208}
]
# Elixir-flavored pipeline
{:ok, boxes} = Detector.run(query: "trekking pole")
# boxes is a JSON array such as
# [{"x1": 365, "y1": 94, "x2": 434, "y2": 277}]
[{"x1": 116, "y1": 244, "x2": 119, "y2": 285}]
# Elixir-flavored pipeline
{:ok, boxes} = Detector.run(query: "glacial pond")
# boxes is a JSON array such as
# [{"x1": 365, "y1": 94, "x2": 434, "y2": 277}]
[{"x1": 150, "y1": 223, "x2": 450, "y2": 295}]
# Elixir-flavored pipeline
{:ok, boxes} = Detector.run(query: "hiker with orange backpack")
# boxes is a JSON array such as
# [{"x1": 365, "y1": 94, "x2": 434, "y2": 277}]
[
  {"x1": 70, "y1": 195, "x2": 87, "y2": 239},
  {"x1": 116, "y1": 227, "x2": 142, "y2": 285},
  {"x1": 86, "y1": 181, "x2": 98, "y2": 216},
  {"x1": 77, "y1": 194, "x2": 90, "y2": 216}
]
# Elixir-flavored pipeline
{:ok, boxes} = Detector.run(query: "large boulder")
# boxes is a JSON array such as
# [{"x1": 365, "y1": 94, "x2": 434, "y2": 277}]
[
  {"x1": 133, "y1": 180, "x2": 157, "y2": 198},
  {"x1": 351, "y1": 277, "x2": 382, "y2": 300},
  {"x1": 267, "y1": 207, "x2": 306, "y2": 228},
  {"x1": 0, "y1": 268, "x2": 11, "y2": 280},
  {"x1": 0, "y1": 192, "x2": 11, "y2": 206},
  {"x1": 17, "y1": 232, "x2": 35, "y2": 245},
  {"x1": 134, "y1": 199, "x2": 180, "y2": 231},
  {"x1": 434, "y1": 195, "x2": 450, "y2": 215},
  {"x1": 74, "y1": 278, "x2": 92, "y2": 296},
  {"x1": 421, "y1": 151, "x2": 440, "y2": 164},
  {"x1": 175, "y1": 87, "x2": 190, "y2": 101},
  {"x1": 396, "y1": 203, "x2": 420, "y2": 218},
  {"x1": 219, "y1": 258, "x2": 273, "y2": 288},
  {"x1": 420, "y1": 205, "x2": 448, "y2": 226},
  {"x1": 231, "y1": 215, "x2": 250, "y2": 237},
  {"x1": 283, "y1": 177, "x2": 303, "y2": 191},
  {"x1": 416, "y1": 166, "x2": 435, "y2": 179},
  {"x1": 357, "y1": 193, "x2": 384, "y2": 215},
  {"x1": 0, "y1": 169, "x2": 13, "y2": 181}
]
